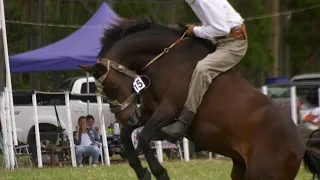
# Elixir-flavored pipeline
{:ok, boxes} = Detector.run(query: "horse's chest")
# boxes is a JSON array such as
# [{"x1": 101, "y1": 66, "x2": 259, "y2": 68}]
[{"x1": 141, "y1": 96, "x2": 158, "y2": 112}]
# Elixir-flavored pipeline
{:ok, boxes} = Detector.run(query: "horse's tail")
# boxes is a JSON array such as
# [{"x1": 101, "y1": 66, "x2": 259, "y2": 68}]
[{"x1": 303, "y1": 148, "x2": 320, "y2": 178}]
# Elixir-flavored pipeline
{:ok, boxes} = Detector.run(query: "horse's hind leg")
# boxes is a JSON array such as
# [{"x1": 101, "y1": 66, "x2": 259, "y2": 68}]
[
  {"x1": 231, "y1": 160, "x2": 246, "y2": 180},
  {"x1": 245, "y1": 141, "x2": 302, "y2": 180}
]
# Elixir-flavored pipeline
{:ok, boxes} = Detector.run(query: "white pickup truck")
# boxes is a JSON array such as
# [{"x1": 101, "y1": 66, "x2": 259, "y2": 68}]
[{"x1": 12, "y1": 76, "x2": 116, "y2": 161}]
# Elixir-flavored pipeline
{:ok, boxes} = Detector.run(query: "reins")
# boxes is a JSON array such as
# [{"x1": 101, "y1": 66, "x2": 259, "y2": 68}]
[{"x1": 141, "y1": 30, "x2": 189, "y2": 70}]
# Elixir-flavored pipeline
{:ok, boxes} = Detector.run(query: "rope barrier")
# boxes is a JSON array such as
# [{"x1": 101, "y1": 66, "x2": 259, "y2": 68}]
[{"x1": 4, "y1": 3, "x2": 320, "y2": 28}]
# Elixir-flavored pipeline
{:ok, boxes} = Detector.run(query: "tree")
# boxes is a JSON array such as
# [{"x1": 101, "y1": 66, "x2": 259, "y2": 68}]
[
  {"x1": 282, "y1": 0, "x2": 320, "y2": 75},
  {"x1": 5, "y1": 0, "x2": 276, "y2": 90},
  {"x1": 112, "y1": 0, "x2": 274, "y2": 84}
]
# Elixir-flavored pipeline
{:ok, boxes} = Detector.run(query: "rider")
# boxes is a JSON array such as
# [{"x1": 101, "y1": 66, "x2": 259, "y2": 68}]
[{"x1": 161, "y1": 0, "x2": 248, "y2": 139}]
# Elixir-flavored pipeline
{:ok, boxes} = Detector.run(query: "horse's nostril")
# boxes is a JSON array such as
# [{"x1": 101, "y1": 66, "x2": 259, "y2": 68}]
[{"x1": 128, "y1": 116, "x2": 134, "y2": 123}]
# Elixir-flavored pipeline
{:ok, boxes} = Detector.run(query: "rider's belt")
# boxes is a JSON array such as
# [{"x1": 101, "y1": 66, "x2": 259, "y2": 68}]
[{"x1": 216, "y1": 24, "x2": 248, "y2": 41}]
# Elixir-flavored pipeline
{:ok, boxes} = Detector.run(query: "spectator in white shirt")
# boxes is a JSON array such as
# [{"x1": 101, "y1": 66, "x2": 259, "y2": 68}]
[
  {"x1": 74, "y1": 116, "x2": 101, "y2": 167},
  {"x1": 162, "y1": 0, "x2": 248, "y2": 139}
]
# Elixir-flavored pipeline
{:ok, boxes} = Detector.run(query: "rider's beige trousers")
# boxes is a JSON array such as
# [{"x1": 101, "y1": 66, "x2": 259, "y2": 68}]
[{"x1": 185, "y1": 37, "x2": 248, "y2": 113}]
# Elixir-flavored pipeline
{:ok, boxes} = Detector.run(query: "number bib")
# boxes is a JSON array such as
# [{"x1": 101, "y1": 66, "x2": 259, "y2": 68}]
[{"x1": 133, "y1": 77, "x2": 146, "y2": 93}]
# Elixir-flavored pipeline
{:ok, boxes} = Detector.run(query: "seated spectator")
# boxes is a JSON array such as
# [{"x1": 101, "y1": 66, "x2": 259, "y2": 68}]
[
  {"x1": 74, "y1": 116, "x2": 101, "y2": 167},
  {"x1": 303, "y1": 107, "x2": 320, "y2": 126},
  {"x1": 86, "y1": 115, "x2": 100, "y2": 133}
]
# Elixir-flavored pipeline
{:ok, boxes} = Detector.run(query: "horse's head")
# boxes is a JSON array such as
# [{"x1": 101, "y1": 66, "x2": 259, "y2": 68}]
[
  {"x1": 79, "y1": 18, "x2": 189, "y2": 126},
  {"x1": 79, "y1": 59, "x2": 144, "y2": 127}
]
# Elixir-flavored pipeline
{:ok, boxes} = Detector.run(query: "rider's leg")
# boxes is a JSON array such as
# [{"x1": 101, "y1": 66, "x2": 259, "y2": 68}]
[{"x1": 161, "y1": 38, "x2": 248, "y2": 139}]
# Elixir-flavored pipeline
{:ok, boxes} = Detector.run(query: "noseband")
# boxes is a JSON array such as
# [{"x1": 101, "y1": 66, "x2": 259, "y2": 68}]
[
  {"x1": 95, "y1": 60, "x2": 142, "y2": 113},
  {"x1": 96, "y1": 30, "x2": 188, "y2": 114}
]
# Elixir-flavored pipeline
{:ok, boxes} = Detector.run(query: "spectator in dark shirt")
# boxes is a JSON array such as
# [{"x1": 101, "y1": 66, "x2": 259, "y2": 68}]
[{"x1": 86, "y1": 115, "x2": 100, "y2": 133}]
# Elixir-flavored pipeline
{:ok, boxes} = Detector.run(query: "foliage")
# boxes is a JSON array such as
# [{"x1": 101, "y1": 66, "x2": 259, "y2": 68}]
[
  {"x1": 231, "y1": 0, "x2": 273, "y2": 75},
  {"x1": 282, "y1": 0, "x2": 320, "y2": 74},
  {"x1": 113, "y1": 0, "x2": 274, "y2": 75},
  {"x1": 5, "y1": 0, "x2": 317, "y2": 90},
  {"x1": 5, "y1": 0, "x2": 36, "y2": 55}
]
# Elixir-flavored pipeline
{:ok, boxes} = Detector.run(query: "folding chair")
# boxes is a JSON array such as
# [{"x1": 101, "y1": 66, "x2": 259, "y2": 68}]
[
  {"x1": 0, "y1": 132, "x2": 33, "y2": 168},
  {"x1": 13, "y1": 144, "x2": 33, "y2": 168}
]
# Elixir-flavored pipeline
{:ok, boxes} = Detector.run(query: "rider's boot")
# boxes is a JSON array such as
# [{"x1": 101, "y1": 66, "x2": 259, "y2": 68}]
[{"x1": 161, "y1": 106, "x2": 195, "y2": 139}]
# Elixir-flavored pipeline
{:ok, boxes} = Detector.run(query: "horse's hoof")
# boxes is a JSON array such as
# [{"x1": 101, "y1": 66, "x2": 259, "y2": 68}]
[
  {"x1": 157, "y1": 171, "x2": 170, "y2": 180},
  {"x1": 157, "y1": 176, "x2": 170, "y2": 180},
  {"x1": 139, "y1": 168, "x2": 151, "y2": 180}
]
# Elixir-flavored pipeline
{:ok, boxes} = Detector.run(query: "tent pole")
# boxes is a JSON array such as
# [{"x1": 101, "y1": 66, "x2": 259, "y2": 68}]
[
  {"x1": 65, "y1": 92, "x2": 77, "y2": 167},
  {"x1": 1, "y1": 91, "x2": 10, "y2": 169},
  {"x1": 4, "y1": 88, "x2": 15, "y2": 170},
  {"x1": 86, "y1": 72, "x2": 89, "y2": 115},
  {"x1": 32, "y1": 92, "x2": 43, "y2": 168},
  {"x1": 0, "y1": 0, "x2": 18, "y2": 146}
]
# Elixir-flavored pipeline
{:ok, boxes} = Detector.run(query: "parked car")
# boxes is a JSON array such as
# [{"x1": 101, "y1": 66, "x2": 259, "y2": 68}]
[
  {"x1": 291, "y1": 74, "x2": 320, "y2": 142},
  {"x1": 265, "y1": 74, "x2": 320, "y2": 143}
]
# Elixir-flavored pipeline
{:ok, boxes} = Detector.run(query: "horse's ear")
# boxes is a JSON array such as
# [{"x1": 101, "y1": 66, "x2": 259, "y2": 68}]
[
  {"x1": 78, "y1": 65, "x2": 93, "y2": 74},
  {"x1": 92, "y1": 63, "x2": 108, "y2": 78},
  {"x1": 94, "y1": 63, "x2": 107, "y2": 73}
]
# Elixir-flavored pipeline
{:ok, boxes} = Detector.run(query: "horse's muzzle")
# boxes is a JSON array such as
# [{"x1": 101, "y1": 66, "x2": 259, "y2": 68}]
[{"x1": 127, "y1": 105, "x2": 141, "y2": 126}]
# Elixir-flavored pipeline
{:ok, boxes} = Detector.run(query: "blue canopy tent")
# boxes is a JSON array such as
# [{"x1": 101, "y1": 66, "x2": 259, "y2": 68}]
[{"x1": 9, "y1": 2, "x2": 120, "y2": 73}]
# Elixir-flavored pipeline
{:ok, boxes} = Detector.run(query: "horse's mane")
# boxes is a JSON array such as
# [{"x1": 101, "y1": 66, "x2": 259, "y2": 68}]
[
  {"x1": 98, "y1": 17, "x2": 184, "y2": 58},
  {"x1": 98, "y1": 17, "x2": 216, "y2": 59}
]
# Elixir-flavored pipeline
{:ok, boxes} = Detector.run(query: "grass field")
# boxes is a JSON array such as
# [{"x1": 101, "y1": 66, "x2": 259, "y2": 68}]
[{"x1": 0, "y1": 158, "x2": 314, "y2": 180}]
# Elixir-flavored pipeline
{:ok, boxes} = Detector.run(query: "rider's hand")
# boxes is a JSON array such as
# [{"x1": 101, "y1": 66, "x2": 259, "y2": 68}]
[
  {"x1": 186, "y1": 24, "x2": 195, "y2": 36},
  {"x1": 76, "y1": 125, "x2": 80, "y2": 132}
]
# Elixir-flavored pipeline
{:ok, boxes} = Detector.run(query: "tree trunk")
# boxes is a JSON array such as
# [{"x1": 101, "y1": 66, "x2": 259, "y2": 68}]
[
  {"x1": 29, "y1": 0, "x2": 44, "y2": 90},
  {"x1": 267, "y1": 0, "x2": 280, "y2": 78}
]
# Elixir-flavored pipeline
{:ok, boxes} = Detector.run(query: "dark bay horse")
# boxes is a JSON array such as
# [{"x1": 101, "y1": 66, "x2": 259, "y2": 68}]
[{"x1": 79, "y1": 18, "x2": 320, "y2": 180}]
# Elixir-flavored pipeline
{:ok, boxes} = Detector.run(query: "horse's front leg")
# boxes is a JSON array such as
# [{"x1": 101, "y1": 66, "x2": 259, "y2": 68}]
[
  {"x1": 120, "y1": 126, "x2": 151, "y2": 180},
  {"x1": 138, "y1": 103, "x2": 177, "y2": 180}
]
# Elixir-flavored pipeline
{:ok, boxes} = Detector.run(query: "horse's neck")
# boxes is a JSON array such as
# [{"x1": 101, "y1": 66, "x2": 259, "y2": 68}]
[
  {"x1": 123, "y1": 53, "x2": 157, "y2": 71},
  {"x1": 113, "y1": 31, "x2": 188, "y2": 69},
  {"x1": 136, "y1": 38, "x2": 216, "y2": 108}
]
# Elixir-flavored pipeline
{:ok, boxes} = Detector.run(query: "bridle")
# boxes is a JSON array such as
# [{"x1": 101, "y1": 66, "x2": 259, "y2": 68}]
[
  {"x1": 95, "y1": 30, "x2": 188, "y2": 114},
  {"x1": 95, "y1": 60, "x2": 145, "y2": 113}
]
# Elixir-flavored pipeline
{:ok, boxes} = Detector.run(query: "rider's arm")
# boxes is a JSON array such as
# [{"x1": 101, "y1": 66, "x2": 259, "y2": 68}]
[{"x1": 191, "y1": 0, "x2": 230, "y2": 39}]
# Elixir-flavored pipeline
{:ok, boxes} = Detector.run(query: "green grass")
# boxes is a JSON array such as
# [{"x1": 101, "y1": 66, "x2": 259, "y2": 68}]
[{"x1": 0, "y1": 158, "x2": 314, "y2": 180}]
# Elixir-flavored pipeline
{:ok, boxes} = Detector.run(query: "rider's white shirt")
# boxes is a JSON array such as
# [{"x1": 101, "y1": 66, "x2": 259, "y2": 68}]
[
  {"x1": 310, "y1": 107, "x2": 320, "y2": 122},
  {"x1": 185, "y1": 0, "x2": 243, "y2": 40}
]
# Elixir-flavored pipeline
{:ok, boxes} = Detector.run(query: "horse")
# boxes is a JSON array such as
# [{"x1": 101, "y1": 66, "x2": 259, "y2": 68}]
[{"x1": 79, "y1": 18, "x2": 320, "y2": 180}]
